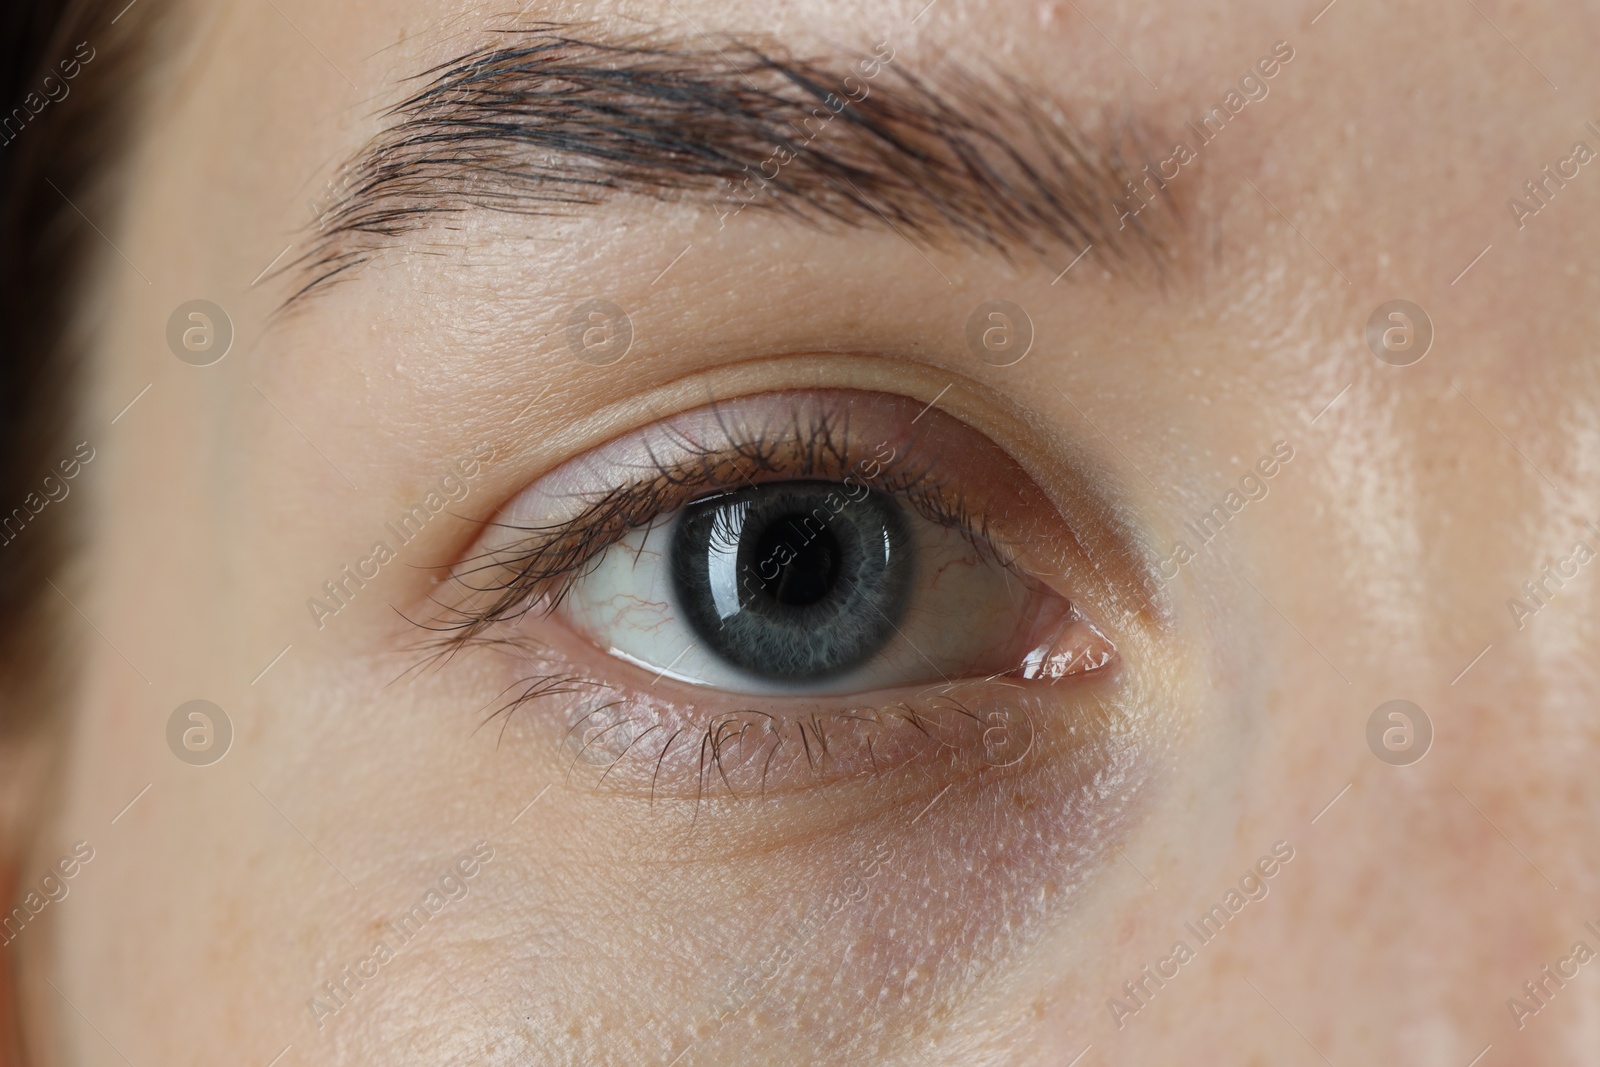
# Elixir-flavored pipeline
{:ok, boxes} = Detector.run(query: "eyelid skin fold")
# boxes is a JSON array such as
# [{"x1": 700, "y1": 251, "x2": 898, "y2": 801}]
[{"x1": 481, "y1": 389, "x2": 1097, "y2": 610}]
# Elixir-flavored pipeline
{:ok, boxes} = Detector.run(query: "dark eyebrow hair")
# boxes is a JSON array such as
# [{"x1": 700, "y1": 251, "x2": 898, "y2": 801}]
[{"x1": 285, "y1": 25, "x2": 1179, "y2": 306}]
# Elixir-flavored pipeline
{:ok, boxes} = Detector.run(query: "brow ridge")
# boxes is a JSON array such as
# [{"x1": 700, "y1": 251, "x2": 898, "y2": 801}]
[{"x1": 282, "y1": 25, "x2": 1176, "y2": 306}]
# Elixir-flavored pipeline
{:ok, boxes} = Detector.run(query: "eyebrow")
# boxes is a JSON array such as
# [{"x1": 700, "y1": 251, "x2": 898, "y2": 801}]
[{"x1": 285, "y1": 25, "x2": 1179, "y2": 305}]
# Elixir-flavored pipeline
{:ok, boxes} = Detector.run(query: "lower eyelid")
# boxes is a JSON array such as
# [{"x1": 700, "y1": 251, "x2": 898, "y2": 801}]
[{"x1": 486, "y1": 627, "x2": 1119, "y2": 802}]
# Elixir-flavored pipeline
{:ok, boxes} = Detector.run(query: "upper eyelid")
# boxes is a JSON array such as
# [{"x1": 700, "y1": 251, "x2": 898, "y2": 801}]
[
  {"x1": 443, "y1": 433, "x2": 975, "y2": 640},
  {"x1": 433, "y1": 393, "x2": 1061, "y2": 647}
]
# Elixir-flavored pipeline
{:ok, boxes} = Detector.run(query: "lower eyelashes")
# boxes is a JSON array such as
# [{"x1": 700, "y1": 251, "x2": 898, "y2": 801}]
[{"x1": 530, "y1": 658, "x2": 1098, "y2": 800}]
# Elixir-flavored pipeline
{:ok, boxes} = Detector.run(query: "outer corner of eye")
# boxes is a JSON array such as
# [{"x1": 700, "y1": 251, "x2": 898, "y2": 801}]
[{"x1": 1015, "y1": 606, "x2": 1119, "y2": 682}]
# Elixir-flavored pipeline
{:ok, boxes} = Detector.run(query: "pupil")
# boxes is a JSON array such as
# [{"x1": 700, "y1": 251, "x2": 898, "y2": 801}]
[{"x1": 753, "y1": 516, "x2": 840, "y2": 608}]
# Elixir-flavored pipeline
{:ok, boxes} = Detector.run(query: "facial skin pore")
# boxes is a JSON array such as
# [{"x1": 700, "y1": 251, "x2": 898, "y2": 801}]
[{"x1": 8, "y1": 1, "x2": 1600, "y2": 1065}]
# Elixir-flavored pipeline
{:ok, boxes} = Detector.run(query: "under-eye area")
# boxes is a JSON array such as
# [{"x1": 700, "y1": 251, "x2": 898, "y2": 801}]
[{"x1": 414, "y1": 389, "x2": 1125, "y2": 801}]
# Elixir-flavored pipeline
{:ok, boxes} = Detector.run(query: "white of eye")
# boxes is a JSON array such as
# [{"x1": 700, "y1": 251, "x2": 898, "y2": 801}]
[{"x1": 559, "y1": 493, "x2": 1062, "y2": 697}]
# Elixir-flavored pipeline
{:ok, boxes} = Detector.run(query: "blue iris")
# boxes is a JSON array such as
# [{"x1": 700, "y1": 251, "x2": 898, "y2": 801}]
[{"x1": 669, "y1": 481, "x2": 913, "y2": 681}]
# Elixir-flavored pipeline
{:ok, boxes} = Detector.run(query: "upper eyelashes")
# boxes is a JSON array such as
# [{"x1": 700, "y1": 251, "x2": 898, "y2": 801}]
[
  {"x1": 437, "y1": 394, "x2": 988, "y2": 647},
  {"x1": 438, "y1": 396, "x2": 934, "y2": 639}
]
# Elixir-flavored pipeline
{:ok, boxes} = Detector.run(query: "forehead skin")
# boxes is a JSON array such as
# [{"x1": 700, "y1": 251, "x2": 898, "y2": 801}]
[{"x1": 20, "y1": 0, "x2": 1600, "y2": 1064}]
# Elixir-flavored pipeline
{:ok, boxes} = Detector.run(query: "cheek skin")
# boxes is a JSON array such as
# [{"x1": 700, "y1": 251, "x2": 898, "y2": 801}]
[{"x1": 447, "y1": 640, "x2": 1170, "y2": 1063}]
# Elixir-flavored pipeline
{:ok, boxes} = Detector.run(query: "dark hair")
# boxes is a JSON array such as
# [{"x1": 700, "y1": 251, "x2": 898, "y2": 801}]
[
  {"x1": 0, "y1": 6, "x2": 150, "y2": 1056},
  {"x1": 0, "y1": 0, "x2": 148, "y2": 738}
]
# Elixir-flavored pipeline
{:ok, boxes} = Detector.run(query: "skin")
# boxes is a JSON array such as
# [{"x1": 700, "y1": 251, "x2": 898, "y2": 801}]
[{"x1": 5, "y1": 0, "x2": 1600, "y2": 1063}]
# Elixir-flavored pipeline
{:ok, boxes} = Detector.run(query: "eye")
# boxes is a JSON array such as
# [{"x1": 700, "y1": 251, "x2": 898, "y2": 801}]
[
  {"x1": 440, "y1": 389, "x2": 1119, "y2": 795},
  {"x1": 568, "y1": 478, "x2": 1067, "y2": 694}
]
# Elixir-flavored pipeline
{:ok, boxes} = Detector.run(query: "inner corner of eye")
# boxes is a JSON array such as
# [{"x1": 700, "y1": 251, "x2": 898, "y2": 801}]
[{"x1": 553, "y1": 468, "x2": 1113, "y2": 696}]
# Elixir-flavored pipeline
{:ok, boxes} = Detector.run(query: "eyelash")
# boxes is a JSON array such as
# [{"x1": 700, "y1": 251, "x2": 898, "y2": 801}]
[{"x1": 424, "y1": 407, "x2": 1021, "y2": 653}]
